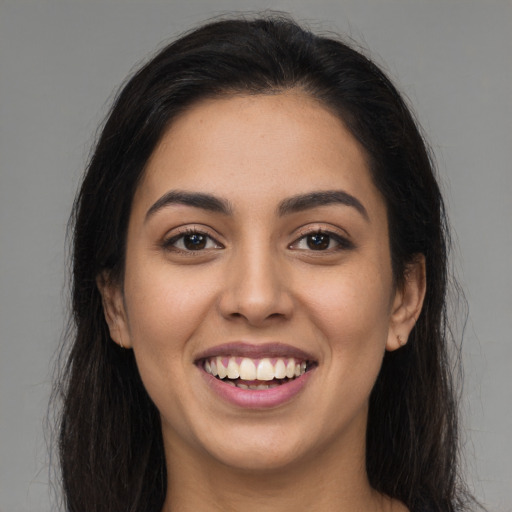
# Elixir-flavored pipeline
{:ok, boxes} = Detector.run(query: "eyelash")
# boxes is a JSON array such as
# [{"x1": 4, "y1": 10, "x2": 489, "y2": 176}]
[
  {"x1": 162, "y1": 227, "x2": 354, "y2": 254},
  {"x1": 163, "y1": 228, "x2": 223, "y2": 254},
  {"x1": 290, "y1": 229, "x2": 354, "y2": 252}
]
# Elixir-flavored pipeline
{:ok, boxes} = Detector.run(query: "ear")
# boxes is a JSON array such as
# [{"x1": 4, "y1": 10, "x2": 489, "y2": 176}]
[
  {"x1": 386, "y1": 254, "x2": 426, "y2": 351},
  {"x1": 96, "y1": 272, "x2": 132, "y2": 349}
]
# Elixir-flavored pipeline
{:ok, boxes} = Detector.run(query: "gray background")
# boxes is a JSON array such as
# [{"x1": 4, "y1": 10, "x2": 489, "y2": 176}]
[{"x1": 1, "y1": 1, "x2": 511, "y2": 511}]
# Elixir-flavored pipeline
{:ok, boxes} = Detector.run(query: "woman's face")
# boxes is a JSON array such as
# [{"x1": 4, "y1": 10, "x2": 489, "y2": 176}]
[{"x1": 102, "y1": 91, "x2": 423, "y2": 473}]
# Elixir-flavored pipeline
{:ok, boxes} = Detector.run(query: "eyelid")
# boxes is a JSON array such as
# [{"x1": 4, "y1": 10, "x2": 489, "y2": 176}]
[
  {"x1": 289, "y1": 225, "x2": 355, "y2": 251},
  {"x1": 162, "y1": 225, "x2": 224, "y2": 253}
]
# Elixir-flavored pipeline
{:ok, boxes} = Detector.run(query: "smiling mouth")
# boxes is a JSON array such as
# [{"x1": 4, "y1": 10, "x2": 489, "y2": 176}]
[{"x1": 200, "y1": 356, "x2": 316, "y2": 390}]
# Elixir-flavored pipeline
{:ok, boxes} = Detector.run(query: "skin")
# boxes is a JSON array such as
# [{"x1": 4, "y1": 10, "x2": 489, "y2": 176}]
[{"x1": 100, "y1": 91, "x2": 425, "y2": 512}]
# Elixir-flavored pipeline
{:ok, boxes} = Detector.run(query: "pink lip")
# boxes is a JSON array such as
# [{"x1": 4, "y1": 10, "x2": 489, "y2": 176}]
[
  {"x1": 199, "y1": 368, "x2": 315, "y2": 409},
  {"x1": 194, "y1": 342, "x2": 316, "y2": 362},
  {"x1": 194, "y1": 342, "x2": 317, "y2": 409}
]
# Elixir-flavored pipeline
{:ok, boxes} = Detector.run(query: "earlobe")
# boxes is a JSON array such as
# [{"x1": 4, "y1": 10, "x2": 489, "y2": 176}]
[
  {"x1": 96, "y1": 272, "x2": 132, "y2": 349},
  {"x1": 386, "y1": 255, "x2": 426, "y2": 352}
]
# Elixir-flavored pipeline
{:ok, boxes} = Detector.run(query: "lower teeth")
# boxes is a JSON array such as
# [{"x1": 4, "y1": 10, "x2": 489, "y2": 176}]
[{"x1": 222, "y1": 379, "x2": 288, "y2": 389}]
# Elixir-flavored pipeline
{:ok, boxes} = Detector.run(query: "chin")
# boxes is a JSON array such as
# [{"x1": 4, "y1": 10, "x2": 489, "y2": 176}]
[{"x1": 198, "y1": 425, "x2": 308, "y2": 472}]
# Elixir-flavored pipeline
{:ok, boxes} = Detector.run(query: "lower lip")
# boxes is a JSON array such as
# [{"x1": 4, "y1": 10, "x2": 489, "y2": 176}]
[{"x1": 199, "y1": 368, "x2": 314, "y2": 409}]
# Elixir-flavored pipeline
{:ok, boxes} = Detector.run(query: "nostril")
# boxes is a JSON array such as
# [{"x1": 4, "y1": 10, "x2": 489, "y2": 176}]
[
  {"x1": 217, "y1": 272, "x2": 294, "y2": 325},
  {"x1": 227, "y1": 310, "x2": 288, "y2": 324}
]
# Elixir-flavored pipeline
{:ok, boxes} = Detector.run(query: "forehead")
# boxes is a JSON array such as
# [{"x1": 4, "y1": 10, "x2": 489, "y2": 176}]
[{"x1": 134, "y1": 91, "x2": 385, "y2": 220}]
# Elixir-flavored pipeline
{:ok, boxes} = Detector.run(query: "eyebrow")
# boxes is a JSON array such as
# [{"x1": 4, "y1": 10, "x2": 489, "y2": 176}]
[
  {"x1": 145, "y1": 189, "x2": 368, "y2": 222},
  {"x1": 145, "y1": 190, "x2": 233, "y2": 221},
  {"x1": 277, "y1": 190, "x2": 369, "y2": 221}
]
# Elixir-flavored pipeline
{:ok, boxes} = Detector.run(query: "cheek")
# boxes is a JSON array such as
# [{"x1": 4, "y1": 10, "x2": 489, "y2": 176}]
[
  {"x1": 122, "y1": 265, "x2": 219, "y2": 436},
  {"x1": 122, "y1": 262, "x2": 217, "y2": 402},
  {"x1": 299, "y1": 261, "x2": 393, "y2": 399},
  {"x1": 125, "y1": 262, "x2": 214, "y2": 345},
  {"x1": 320, "y1": 274, "x2": 390, "y2": 387},
  {"x1": 302, "y1": 264, "x2": 393, "y2": 343}
]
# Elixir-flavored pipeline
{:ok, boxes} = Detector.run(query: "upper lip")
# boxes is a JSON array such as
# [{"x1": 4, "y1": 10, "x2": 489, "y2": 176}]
[{"x1": 194, "y1": 342, "x2": 317, "y2": 362}]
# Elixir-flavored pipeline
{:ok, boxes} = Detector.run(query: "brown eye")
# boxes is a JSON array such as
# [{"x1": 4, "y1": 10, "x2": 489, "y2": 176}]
[
  {"x1": 307, "y1": 233, "x2": 330, "y2": 250},
  {"x1": 183, "y1": 233, "x2": 207, "y2": 250},
  {"x1": 289, "y1": 230, "x2": 354, "y2": 252},
  {"x1": 164, "y1": 230, "x2": 223, "y2": 252}
]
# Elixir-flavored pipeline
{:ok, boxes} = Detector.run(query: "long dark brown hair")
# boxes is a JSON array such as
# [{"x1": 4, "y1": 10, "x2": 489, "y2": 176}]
[{"x1": 53, "y1": 14, "x2": 481, "y2": 512}]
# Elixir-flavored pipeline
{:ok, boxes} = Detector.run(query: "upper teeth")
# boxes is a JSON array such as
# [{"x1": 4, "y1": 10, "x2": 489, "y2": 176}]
[{"x1": 204, "y1": 356, "x2": 307, "y2": 381}]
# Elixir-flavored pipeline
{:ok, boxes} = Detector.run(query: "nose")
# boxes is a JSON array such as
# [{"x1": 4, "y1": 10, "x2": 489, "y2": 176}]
[{"x1": 217, "y1": 244, "x2": 294, "y2": 326}]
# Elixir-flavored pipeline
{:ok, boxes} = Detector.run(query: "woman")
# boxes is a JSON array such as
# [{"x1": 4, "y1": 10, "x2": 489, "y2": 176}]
[{"x1": 56, "y1": 15, "x2": 481, "y2": 512}]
